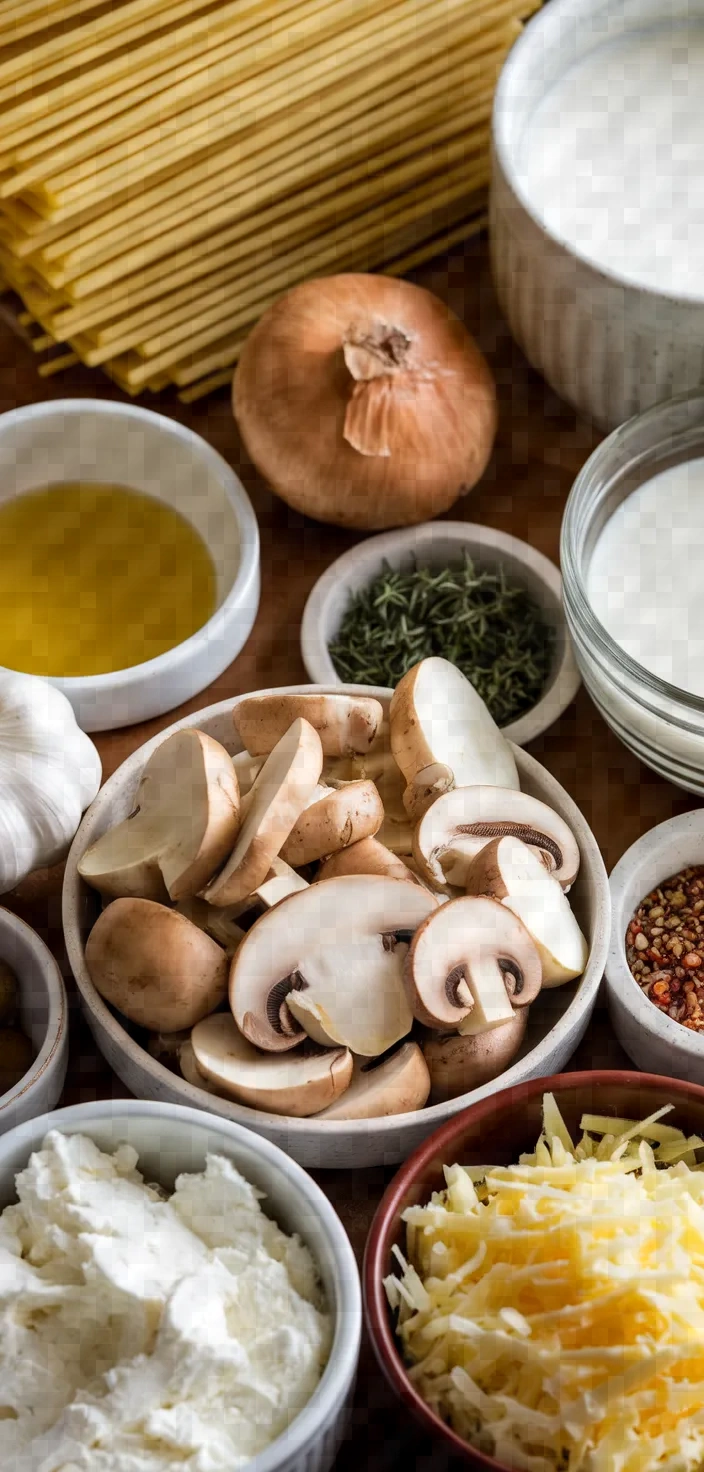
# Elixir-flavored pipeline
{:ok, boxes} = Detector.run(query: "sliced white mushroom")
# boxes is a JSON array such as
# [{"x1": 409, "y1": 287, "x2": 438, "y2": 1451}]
[
  {"x1": 202, "y1": 718, "x2": 323, "y2": 907},
  {"x1": 191, "y1": 1011, "x2": 353, "y2": 1116},
  {"x1": 179, "y1": 1038, "x2": 223, "y2": 1094},
  {"x1": 181, "y1": 860, "x2": 308, "y2": 936},
  {"x1": 403, "y1": 894, "x2": 542, "y2": 1032},
  {"x1": 402, "y1": 762, "x2": 455, "y2": 821},
  {"x1": 176, "y1": 896, "x2": 246, "y2": 952},
  {"x1": 413, "y1": 785, "x2": 580, "y2": 891},
  {"x1": 78, "y1": 729, "x2": 241, "y2": 903},
  {"x1": 233, "y1": 692, "x2": 384, "y2": 756},
  {"x1": 229, "y1": 873, "x2": 437, "y2": 1053},
  {"x1": 85, "y1": 898, "x2": 229, "y2": 1032},
  {"x1": 280, "y1": 780, "x2": 383, "y2": 867},
  {"x1": 317, "y1": 836, "x2": 416, "y2": 883},
  {"x1": 232, "y1": 750, "x2": 266, "y2": 795},
  {"x1": 255, "y1": 855, "x2": 310, "y2": 907},
  {"x1": 422, "y1": 1008, "x2": 528, "y2": 1103},
  {"x1": 314, "y1": 1042, "x2": 430, "y2": 1119},
  {"x1": 390, "y1": 657, "x2": 519, "y2": 792},
  {"x1": 465, "y1": 835, "x2": 589, "y2": 987},
  {"x1": 285, "y1": 934, "x2": 414, "y2": 1057},
  {"x1": 146, "y1": 1027, "x2": 192, "y2": 1065},
  {"x1": 376, "y1": 813, "x2": 414, "y2": 856}
]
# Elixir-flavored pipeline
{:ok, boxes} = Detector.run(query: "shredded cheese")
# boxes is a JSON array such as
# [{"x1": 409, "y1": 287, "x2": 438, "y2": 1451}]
[{"x1": 385, "y1": 1094, "x2": 704, "y2": 1472}]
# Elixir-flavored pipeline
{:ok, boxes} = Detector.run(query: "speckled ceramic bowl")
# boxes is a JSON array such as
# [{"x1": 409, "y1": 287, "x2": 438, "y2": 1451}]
[
  {"x1": 63, "y1": 686, "x2": 610, "y2": 1170},
  {"x1": 606, "y1": 809, "x2": 704, "y2": 1080},
  {"x1": 301, "y1": 522, "x2": 580, "y2": 747},
  {"x1": 0, "y1": 907, "x2": 68, "y2": 1134},
  {"x1": 0, "y1": 1098, "x2": 361, "y2": 1472}
]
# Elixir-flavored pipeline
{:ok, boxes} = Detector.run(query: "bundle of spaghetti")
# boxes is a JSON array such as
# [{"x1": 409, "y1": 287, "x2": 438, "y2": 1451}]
[{"x1": 0, "y1": 0, "x2": 540, "y2": 398}]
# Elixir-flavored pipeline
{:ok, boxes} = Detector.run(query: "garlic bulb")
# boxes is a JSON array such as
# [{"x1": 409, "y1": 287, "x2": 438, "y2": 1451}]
[
  {"x1": 234, "y1": 273, "x2": 497, "y2": 530},
  {"x1": 0, "y1": 671, "x2": 102, "y2": 890}
]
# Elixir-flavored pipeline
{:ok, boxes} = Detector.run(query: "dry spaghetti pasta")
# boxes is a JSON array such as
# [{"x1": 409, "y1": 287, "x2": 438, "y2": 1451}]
[{"x1": 0, "y1": 0, "x2": 540, "y2": 399}]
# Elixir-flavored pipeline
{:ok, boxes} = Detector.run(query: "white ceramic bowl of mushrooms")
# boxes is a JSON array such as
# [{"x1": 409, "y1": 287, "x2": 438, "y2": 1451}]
[{"x1": 63, "y1": 664, "x2": 610, "y2": 1169}]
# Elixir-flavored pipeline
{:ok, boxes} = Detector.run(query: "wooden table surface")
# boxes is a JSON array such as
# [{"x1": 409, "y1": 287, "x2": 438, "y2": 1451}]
[{"x1": 1, "y1": 233, "x2": 697, "y2": 1468}]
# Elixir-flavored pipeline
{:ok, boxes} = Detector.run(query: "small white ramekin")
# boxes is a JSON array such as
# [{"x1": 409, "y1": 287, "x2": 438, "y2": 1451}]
[
  {"x1": 606, "y1": 810, "x2": 704, "y2": 1081},
  {"x1": 490, "y1": 0, "x2": 704, "y2": 430},
  {"x1": 0, "y1": 400, "x2": 260, "y2": 731},
  {"x1": 0, "y1": 907, "x2": 68, "y2": 1134},
  {"x1": 0, "y1": 1098, "x2": 361, "y2": 1472},
  {"x1": 300, "y1": 522, "x2": 580, "y2": 747}
]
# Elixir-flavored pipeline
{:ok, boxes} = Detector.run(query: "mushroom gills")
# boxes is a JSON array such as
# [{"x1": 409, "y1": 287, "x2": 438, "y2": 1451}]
[
  {"x1": 314, "y1": 1042, "x2": 430, "y2": 1119},
  {"x1": 403, "y1": 893, "x2": 542, "y2": 1033},
  {"x1": 285, "y1": 933, "x2": 414, "y2": 1057},
  {"x1": 229, "y1": 872, "x2": 436, "y2": 1052},
  {"x1": 465, "y1": 834, "x2": 588, "y2": 987},
  {"x1": 191, "y1": 1011, "x2": 353, "y2": 1116},
  {"x1": 413, "y1": 785, "x2": 580, "y2": 891}
]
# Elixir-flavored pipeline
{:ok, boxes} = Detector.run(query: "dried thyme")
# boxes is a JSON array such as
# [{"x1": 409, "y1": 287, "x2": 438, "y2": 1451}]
[{"x1": 328, "y1": 554, "x2": 553, "y2": 726}]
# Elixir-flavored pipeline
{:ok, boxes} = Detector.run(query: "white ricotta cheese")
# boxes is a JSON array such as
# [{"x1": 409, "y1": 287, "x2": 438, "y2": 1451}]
[{"x1": 0, "y1": 1131, "x2": 331, "y2": 1471}]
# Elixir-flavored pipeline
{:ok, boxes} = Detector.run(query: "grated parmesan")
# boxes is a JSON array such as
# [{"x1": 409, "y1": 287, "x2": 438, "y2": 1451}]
[{"x1": 385, "y1": 1094, "x2": 704, "y2": 1472}]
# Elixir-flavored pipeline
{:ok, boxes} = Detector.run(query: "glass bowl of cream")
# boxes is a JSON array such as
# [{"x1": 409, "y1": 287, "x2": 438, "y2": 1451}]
[
  {"x1": 561, "y1": 391, "x2": 704, "y2": 793},
  {"x1": 491, "y1": 0, "x2": 704, "y2": 428}
]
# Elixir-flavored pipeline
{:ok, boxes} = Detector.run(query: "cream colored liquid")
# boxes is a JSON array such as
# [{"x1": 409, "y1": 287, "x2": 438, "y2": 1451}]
[
  {"x1": 587, "y1": 459, "x2": 704, "y2": 696},
  {"x1": 521, "y1": 24, "x2": 704, "y2": 297},
  {"x1": 0, "y1": 482, "x2": 217, "y2": 677}
]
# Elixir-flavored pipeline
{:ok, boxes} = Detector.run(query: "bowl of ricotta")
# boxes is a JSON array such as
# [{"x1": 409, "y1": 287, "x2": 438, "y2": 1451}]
[
  {"x1": 0, "y1": 1098, "x2": 361, "y2": 1472},
  {"x1": 491, "y1": 0, "x2": 704, "y2": 429},
  {"x1": 561, "y1": 390, "x2": 704, "y2": 792}
]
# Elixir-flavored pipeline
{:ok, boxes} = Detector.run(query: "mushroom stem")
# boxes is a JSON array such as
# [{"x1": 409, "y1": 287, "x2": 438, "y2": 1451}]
[
  {"x1": 456, "y1": 958, "x2": 515, "y2": 1033},
  {"x1": 403, "y1": 894, "x2": 542, "y2": 1032}
]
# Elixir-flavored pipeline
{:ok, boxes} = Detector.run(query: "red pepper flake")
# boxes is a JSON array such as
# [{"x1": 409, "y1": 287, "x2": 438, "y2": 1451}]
[{"x1": 626, "y1": 865, "x2": 704, "y2": 1032}]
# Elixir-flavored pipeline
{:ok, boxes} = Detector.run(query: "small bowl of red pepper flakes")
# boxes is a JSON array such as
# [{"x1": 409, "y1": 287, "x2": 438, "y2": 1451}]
[
  {"x1": 626, "y1": 867, "x2": 704, "y2": 1032},
  {"x1": 606, "y1": 811, "x2": 704, "y2": 1081}
]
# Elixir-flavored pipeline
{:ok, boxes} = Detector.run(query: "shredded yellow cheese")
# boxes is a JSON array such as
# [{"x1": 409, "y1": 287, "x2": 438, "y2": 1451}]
[{"x1": 386, "y1": 1095, "x2": 704, "y2": 1472}]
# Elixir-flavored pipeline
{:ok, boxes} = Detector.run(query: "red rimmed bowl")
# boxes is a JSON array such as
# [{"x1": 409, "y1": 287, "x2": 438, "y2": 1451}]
[{"x1": 363, "y1": 1069, "x2": 704, "y2": 1470}]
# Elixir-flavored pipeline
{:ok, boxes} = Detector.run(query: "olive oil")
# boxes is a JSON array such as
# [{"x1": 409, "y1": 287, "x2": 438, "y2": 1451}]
[{"x1": 0, "y1": 483, "x2": 217, "y2": 677}]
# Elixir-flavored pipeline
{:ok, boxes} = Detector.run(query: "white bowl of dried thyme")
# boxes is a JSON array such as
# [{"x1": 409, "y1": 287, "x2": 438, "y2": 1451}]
[{"x1": 300, "y1": 522, "x2": 580, "y2": 746}]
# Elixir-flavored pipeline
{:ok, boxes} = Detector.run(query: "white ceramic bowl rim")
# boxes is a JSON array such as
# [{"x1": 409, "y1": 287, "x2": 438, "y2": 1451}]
[
  {"x1": 0, "y1": 908, "x2": 68, "y2": 1115},
  {"x1": 608, "y1": 811, "x2": 704, "y2": 1057},
  {"x1": 561, "y1": 388, "x2": 704, "y2": 716},
  {"x1": 0, "y1": 1097, "x2": 362, "y2": 1472},
  {"x1": 0, "y1": 399, "x2": 260, "y2": 691},
  {"x1": 493, "y1": 0, "x2": 703, "y2": 307},
  {"x1": 63, "y1": 688, "x2": 609, "y2": 1140},
  {"x1": 301, "y1": 522, "x2": 580, "y2": 748}
]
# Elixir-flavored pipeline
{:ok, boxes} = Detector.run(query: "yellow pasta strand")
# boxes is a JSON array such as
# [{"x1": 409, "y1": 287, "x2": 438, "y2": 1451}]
[{"x1": 0, "y1": 0, "x2": 539, "y2": 396}]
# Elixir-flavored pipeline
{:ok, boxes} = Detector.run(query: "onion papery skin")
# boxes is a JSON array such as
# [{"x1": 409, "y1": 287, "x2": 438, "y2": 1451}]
[{"x1": 233, "y1": 274, "x2": 497, "y2": 530}]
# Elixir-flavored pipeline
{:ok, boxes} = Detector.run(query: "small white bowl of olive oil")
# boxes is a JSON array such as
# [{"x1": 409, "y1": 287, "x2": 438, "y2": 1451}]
[{"x1": 0, "y1": 400, "x2": 260, "y2": 731}]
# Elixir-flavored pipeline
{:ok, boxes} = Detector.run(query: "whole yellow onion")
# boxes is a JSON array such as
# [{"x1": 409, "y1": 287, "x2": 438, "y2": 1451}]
[{"x1": 233, "y1": 273, "x2": 497, "y2": 530}]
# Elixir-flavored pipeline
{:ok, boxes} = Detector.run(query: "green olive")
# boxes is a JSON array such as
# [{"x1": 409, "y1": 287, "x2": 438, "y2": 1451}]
[
  {"x1": 0, "y1": 960, "x2": 18, "y2": 1027},
  {"x1": 0, "y1": 1027, "x2": 34, "y2": 1093}
]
